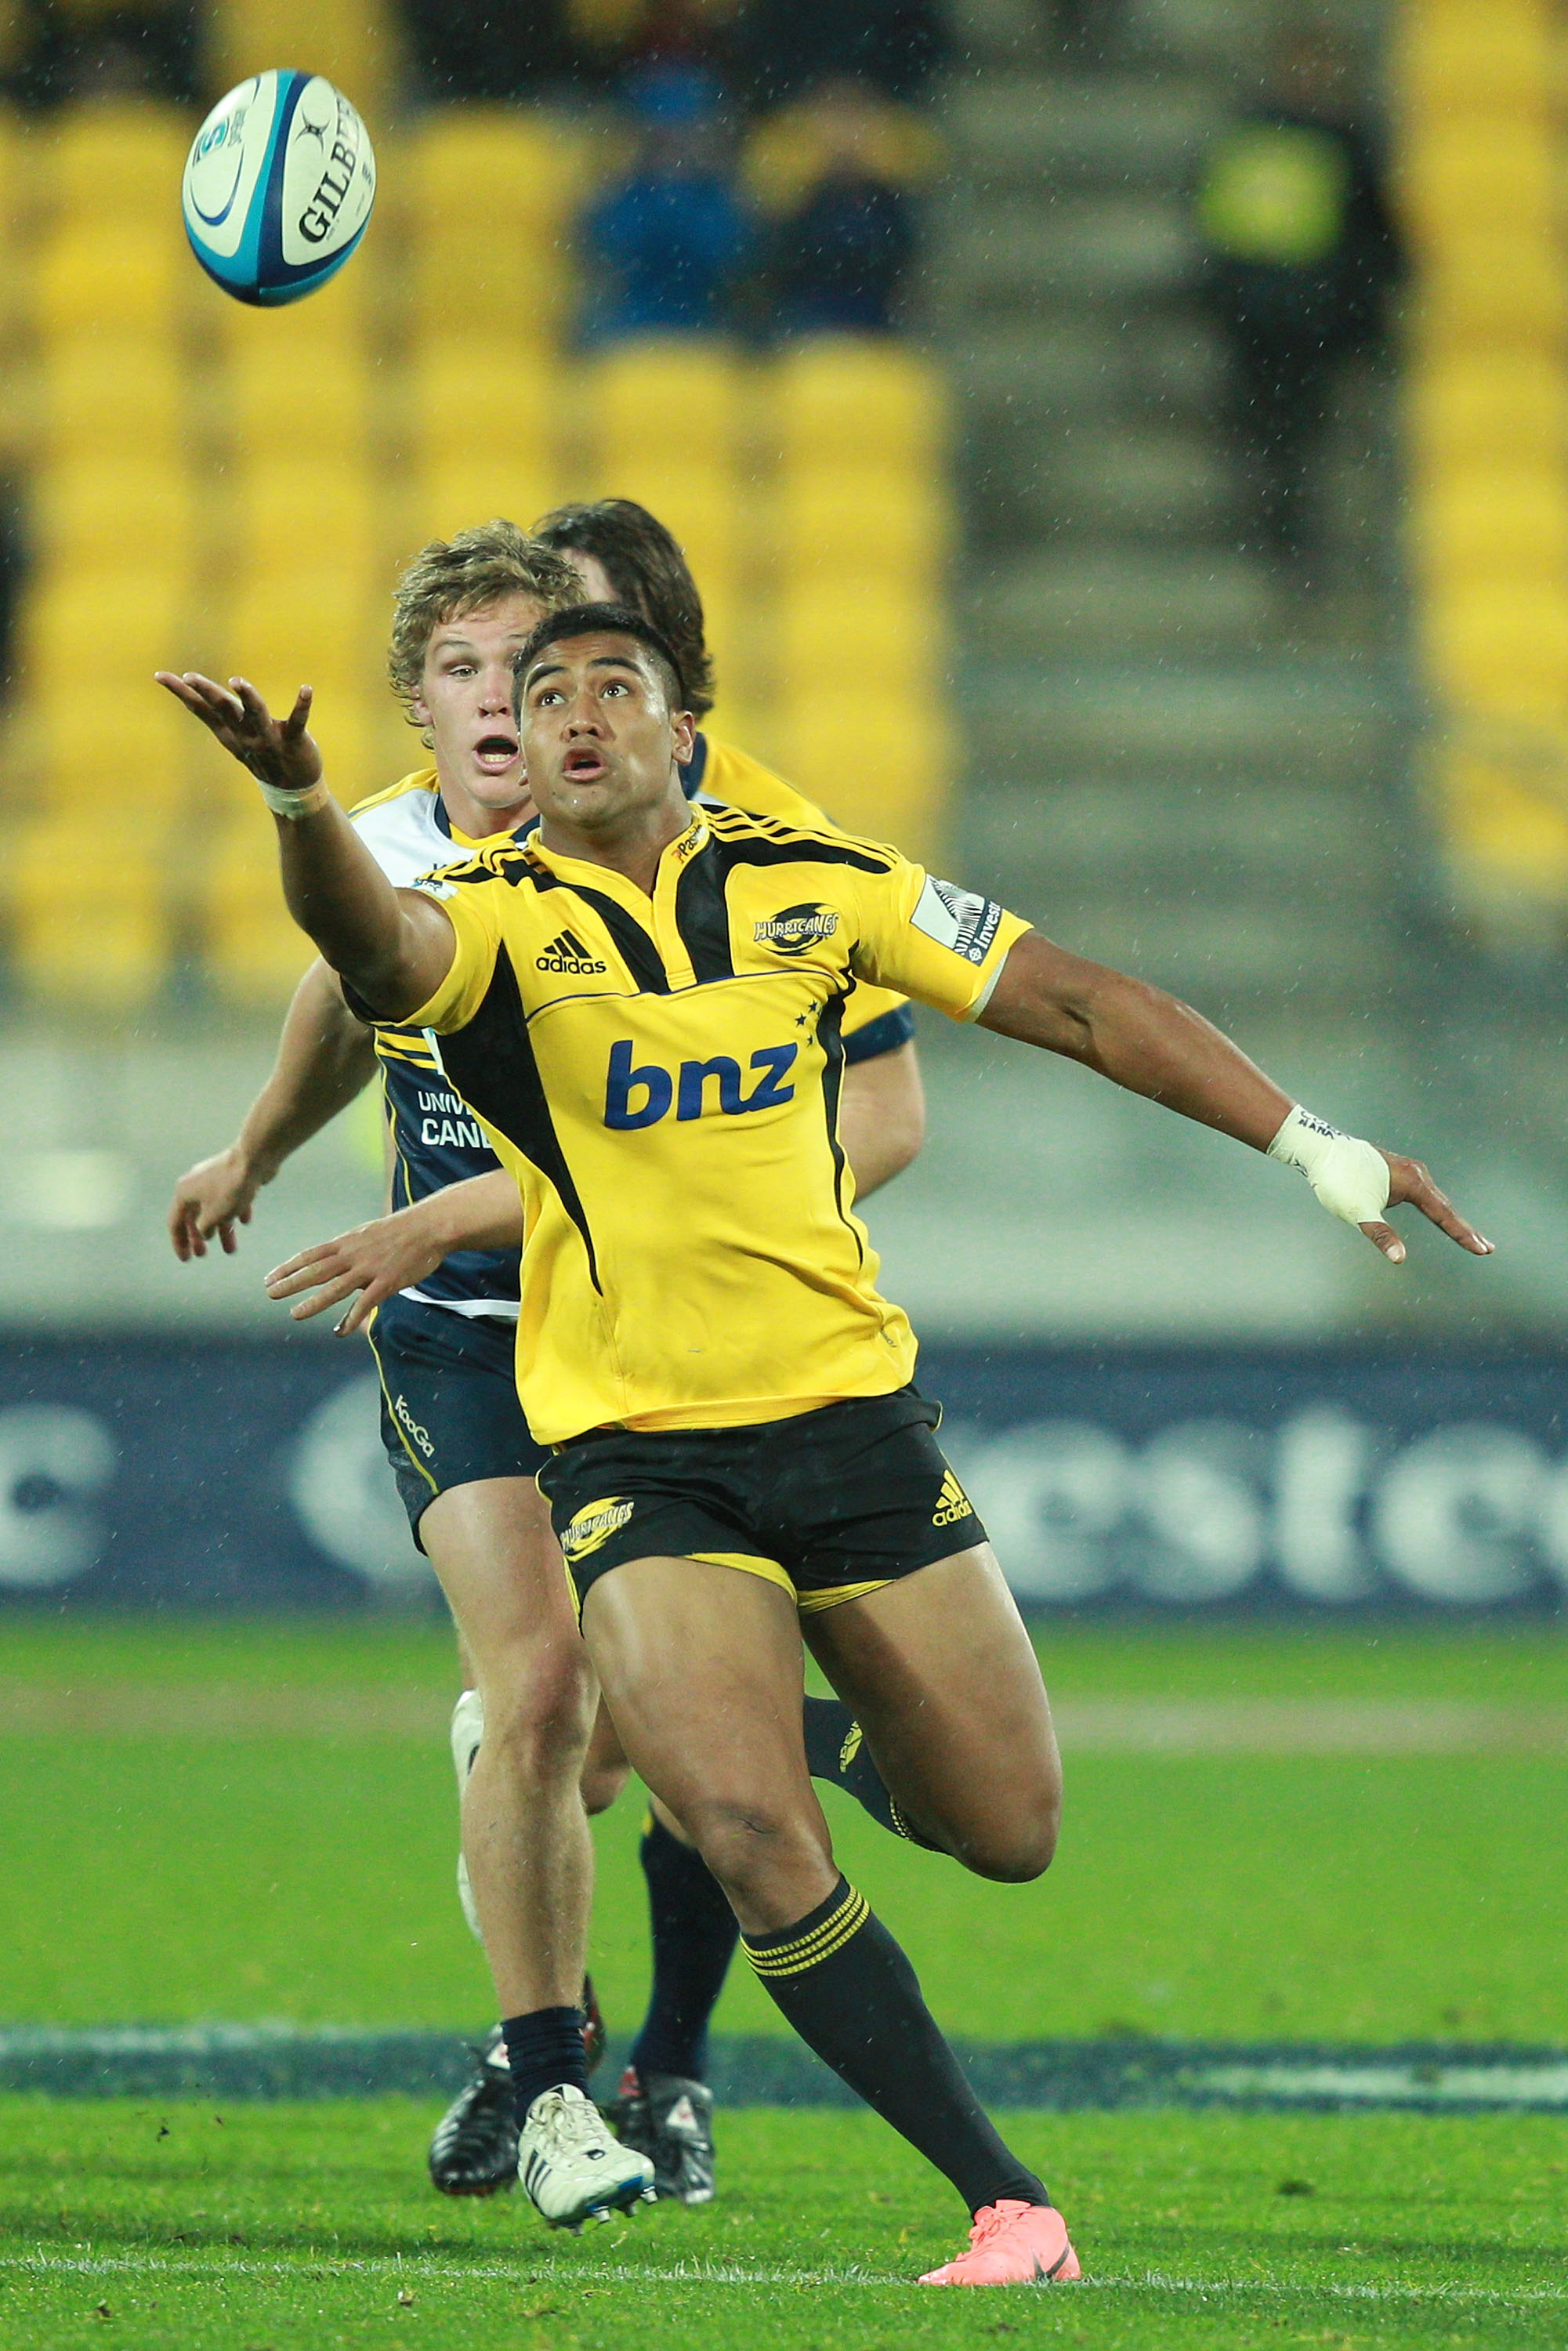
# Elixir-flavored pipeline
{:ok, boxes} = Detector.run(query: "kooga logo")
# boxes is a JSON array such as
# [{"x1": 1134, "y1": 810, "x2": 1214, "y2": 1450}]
[{"x1": 604, "y1": 1038, "x2": 798, "y2": 1129}]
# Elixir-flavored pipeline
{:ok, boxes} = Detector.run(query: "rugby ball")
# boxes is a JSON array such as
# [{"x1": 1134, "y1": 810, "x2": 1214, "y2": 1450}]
[{"x1": 182, "y1": 70, "x2": 375, "y2": 306}]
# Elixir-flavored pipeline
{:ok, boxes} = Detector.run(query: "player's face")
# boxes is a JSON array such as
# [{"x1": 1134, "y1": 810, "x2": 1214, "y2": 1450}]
[
  {"x1": 520, "y1": 633, "x2": 694, "y2": 840},
  {"x1": 412, "y1": 593, "x2": 543, "y2": 823}
]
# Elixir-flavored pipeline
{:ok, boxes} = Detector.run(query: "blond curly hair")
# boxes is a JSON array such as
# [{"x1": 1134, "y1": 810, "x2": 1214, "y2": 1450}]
[{"x1": 386, "y1": 520, "x2": 581, "y2": 723}]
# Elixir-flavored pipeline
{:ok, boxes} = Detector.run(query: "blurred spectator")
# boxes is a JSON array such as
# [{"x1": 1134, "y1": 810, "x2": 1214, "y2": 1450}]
[
  {"x1": 16, "y1": 0, "x2": 201, "y2": 106},
  {"x1": 565, "y1": 0, "x2": 740, "y2": 81},
  {"x1": 747, "y1": 82, "x2": 937, "y2": 335},
  {"x1": 730, "y1": 0, "x2": 949, "y2": 111},
  {"x1": 400, "y1": 0, "x2": 580, "y2": 103},
  {"x1": 1197, "y1": 27, "x2": 1403, "y2": 582},
  {"x1": 581, "y1": 64, "x2": 753, "y2": 339}
]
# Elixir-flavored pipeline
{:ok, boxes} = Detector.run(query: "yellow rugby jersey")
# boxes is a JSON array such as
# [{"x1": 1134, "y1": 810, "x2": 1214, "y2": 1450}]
[{"x1": 404, "y1": 805, "x2": 1030, "y2": 1444}]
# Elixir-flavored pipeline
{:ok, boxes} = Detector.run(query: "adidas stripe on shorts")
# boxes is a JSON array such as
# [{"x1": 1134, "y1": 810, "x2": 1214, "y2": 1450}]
[{"x1": 537, "y1": 1385, "x2": 987, "y2": 1617}]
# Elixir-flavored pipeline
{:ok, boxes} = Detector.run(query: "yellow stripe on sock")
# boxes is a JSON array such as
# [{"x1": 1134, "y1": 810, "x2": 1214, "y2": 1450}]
[{"x1": 744, "y1": 1886, "x2": 870, "y2": 1977}]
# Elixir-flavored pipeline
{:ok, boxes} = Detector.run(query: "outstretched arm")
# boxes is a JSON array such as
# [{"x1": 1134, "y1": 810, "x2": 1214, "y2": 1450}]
[
  {"x1": 980, "y1": 931, "x2": 1492, "y2": 1264},
  {"x1": 155, "y1": 672, "x2": 454, "y2": 1017},
  {"x1": 168, "y1": 960, "x2": 375, "y2": 1260}
]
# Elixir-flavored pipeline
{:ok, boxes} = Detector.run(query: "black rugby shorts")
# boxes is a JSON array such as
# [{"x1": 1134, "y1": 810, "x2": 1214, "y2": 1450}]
[
  {"x1": 537, "y1": 1384, "x2": 987, "y2": 1617},
  {"x1": 366, "y1": 1291, "x2": 547, "y2": 1546}
]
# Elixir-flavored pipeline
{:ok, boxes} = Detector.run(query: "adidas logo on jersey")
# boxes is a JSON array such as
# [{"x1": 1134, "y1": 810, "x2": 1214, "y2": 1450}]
[
  {"x1": 537, "y1": 928, "x2": 607, "y2": 976},
  {"x1": 932, "y1": 1469, "x2": 973, "y2": 1527}
]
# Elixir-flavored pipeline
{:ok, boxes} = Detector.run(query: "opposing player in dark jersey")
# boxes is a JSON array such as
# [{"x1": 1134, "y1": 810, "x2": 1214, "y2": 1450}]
[
  {"x1": 160, "y1": 600, "x2": 1490, "y2": 2281},
  {"x1": 168, "y1": 512, "x2": 926, "y2": 2219}
]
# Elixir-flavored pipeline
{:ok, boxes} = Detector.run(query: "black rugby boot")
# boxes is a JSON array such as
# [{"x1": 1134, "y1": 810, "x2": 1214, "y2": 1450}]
[
  {"x1": 428, "y1": 2027, "x2": 518, "y2": 2197},
  {"x1": 607, "y1": 2066, "x2": 716, "y2": 2204}
]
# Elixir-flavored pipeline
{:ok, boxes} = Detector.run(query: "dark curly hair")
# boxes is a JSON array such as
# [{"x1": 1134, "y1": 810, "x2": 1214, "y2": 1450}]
[{"x1": 532, "y1": 498, "x2": 717, "y2": 719}]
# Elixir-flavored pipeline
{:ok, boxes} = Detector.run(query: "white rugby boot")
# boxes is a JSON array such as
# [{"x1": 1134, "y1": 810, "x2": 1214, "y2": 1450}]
[
  {"x1": 450, "y1": 1688, "x2": 485, "y2": 1940},
  {"x1": 516, "y1": 2085, "x2": 655, "y2": 2230}
]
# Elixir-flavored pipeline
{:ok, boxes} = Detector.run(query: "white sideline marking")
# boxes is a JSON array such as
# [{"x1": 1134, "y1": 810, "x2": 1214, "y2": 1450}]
[
  {"x1": 3, "y1": 1686, "x2": 1567, "y2": 1752},
  {"x1": 5, "y1": 2254, "x2": 1566, "y2": 2306},
  {"x1": 1193, "y1": 2059, "x2": 1568, "y2": 2108}
]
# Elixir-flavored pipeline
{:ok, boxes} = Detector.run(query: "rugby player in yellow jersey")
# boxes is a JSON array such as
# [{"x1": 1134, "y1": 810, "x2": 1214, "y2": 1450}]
[
  {"x1": 158, "y1": 605, "x2": 1490, "y2": 2284},
  {"x1": 166, "y1": 509, "x2": 926, "y2": 2219}
]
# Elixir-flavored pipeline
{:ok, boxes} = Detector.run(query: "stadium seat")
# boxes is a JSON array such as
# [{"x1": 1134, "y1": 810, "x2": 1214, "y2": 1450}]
[
  {"x1": 202, "y1": 813, "x2": 320, "y2": 1004},
  {"x1": 40, "y1": 341, "x2": 183, "y2": 458},
  {"x1": 591, "y1": 340, "x2": 745, "y2": 474},
  {"x1": 1406, "y1": 356, "x2": 1563, "y2": 475},
  {"x1": 31, "y1": 690, "x2": 192, "y2": 816},
  {"x1": 406, "y1": 110, "x2": 587, "y2": 346},
  {"x1": 6, "y1": 818, "x2": 172, "y2": 1008},
  {"x1": 408, "y1": 348, "x2": 556, "y2": 451},
  {"x1": 32, "y1": 460, "x2": 197, "y2": 575},
  {"x1": 773, "y1": 689, "x2": 951, "y2": 858},
  {"x1": 1414, "y1": 239, "x2": 1567, "y2": 348},
  {"x1": 773, "y1": 340, "x2": 949, "y2": 475},
  {"x1": 18, "y1": 574, "x2": 186, "y2": 702},
  {"x1": 1413, "y1": 470, "x2": 1568, "y2": 590},
  {"x1": 34, "y1": 223, "x2": 180, "y2": 339},
  {"x1": 233, "y1": 458, "x2": 378, "y2": 586},
  {"x1": 408, "y1": 458, "x2": 561, "y2": 550},
  {"x1": 1424, "y1": 585, "x2": 1568, "y2": 723},
  {"x1": 44, "y1": 101, "x2": 190, "y2": 223},
  {"x1": 1400, "y1": 128, "x2": 1554, "y2": 248},
  {"x1": 775, "y1": 469, "x2": 952, "y2": 589},
  {"x1": 208, "y1": 0, "x2": 399, "y2": 111},
  {"x1": 777, "y1": 586, "x2": 940, "y2": 694},
  {"x1": 1399, "y1": 5, "x2": 1551, "y2": 118}
]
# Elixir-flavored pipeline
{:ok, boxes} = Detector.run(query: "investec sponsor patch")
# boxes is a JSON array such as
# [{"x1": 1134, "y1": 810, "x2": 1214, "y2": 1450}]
[
  {"x1": 911, "y1": 876, "x2": 1004, "y2": 965},
  {"x1": 561, "y1": 1496, "x2": 635, "y2": 1559},
  {"x1": 754, "y1": 903, "x2": 840, "y2": 955}
]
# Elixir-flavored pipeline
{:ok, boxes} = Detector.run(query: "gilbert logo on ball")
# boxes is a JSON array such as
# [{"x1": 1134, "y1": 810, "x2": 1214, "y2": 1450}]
[{"x1": 183, "y1": 69, "x2": 375, "y2": 306}]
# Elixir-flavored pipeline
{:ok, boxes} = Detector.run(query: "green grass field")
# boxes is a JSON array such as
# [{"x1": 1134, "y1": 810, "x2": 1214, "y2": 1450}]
[
  {"x1": 1, "y1": 1613, "x2": 1565, "y2": 2346},
  {"x1": 2, "y1": 2101, "x2": 1564, "y2": 2349}
]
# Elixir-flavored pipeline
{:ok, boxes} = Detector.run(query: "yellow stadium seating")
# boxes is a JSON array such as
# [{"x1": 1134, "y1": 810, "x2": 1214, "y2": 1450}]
[
  {"x1": 19, "y1": 573, "x2": 188, "y2": 701},
  {"x1": 35, "y1": 223, "x2": 180, "y2": 339},
  {"x1": 31, "y1": 689, "x2": 192, "y2": 815},
  {"x1": 1400, "y1": 127, "x2": 1554, "y2": 247},
  {"x1": 585, "y1": 462, "x2": 740, "y2": 597},
  {"x1": 208, "y1": 1, "x2": 400, "y2": 112},
  {"x1": 591, "y1": 339, "x2": 745, "y2": 473},
  {"x1": 31, "y1": 460, "x2": 197, "y2": 573},
  {"x1": 202, "y1": 813, "x2": 319, "y2": 1005},
  {"x1": 226, "y1": 574, "x2": 375, "y2": 697},
  {"x1": 408, "y1": 348, "x2": 557, "y2": 451},
  {"x1": 7, "y1": 818, "x2": 172, "y2": 1008},
  {"x1": 775, "y1": 469, "x2": 952, "y2": 588},
  {"x1": 1399, "y1": 5, "x2": 1552, "y2": 118},
  {"x1": 232, "y1": 457, "x2": 378, "y2": 585},
  {"x1": 44, "y1": 101, "x2": 190, "y2": 223},
  {"x1": 1413, "y1": 470, "x2": 1568, "y2": 589},
  {"x1": 406, "y1": 110, "x2": 588, "y2": 346},
  {"x1": 777, "y1": 585, "x2": 940, "y2": 694},
  {"x1": 1405, "y1": 355, "x2": 1563, "y2": 474},
  {"x1": 1414, "y1": 237, "x2": 1566, "y2": 348},
  {"x1": 773, "y1": 689, "x2": 951, "y2": 857},
  {"x1": 1424, "y1": 585, "x2": 1568, "y2": 723},
  {"x1": 41, "y1": 341, "x2": 184, "y2": 458},
  {"x1": 773, "y1": 340, "x2": 948, "y2": 473},
  {"x1": 408, "y1": 458, "x2": 561, "y2": 549}
]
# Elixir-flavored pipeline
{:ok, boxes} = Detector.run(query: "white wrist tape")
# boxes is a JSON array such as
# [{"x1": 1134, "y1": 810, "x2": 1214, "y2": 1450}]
[
  {"x1": 1267, "y1": 1104, "x2": 1391, "y2": 1227},
  {"x1": 257, "y1": 777, "x2": 330, "y2": 820}
]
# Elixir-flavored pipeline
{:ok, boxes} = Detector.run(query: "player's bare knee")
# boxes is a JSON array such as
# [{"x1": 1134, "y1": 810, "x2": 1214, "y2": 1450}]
[
  {"x1": 681, "y1": 1793, "x2": 830, "y2": 1904},
  {"x1": 961, "y1": 1804, "x2": 1059, "y2": 1884},
  {"x1": 476, "y1": 1652, "x2": 595, "y2": 1783},
  {"x1": 578, "y1": 1755, "x2": 630, "y2": 1815}
]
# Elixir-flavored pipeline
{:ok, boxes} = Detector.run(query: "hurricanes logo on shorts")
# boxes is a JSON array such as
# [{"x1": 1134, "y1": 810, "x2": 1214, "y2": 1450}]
[
  {"x1": 932, "y1": 1469, "x2": 973, "y2": 1528},
  {"x1": 561, "y1": 1495, "x2": 635, "y2": 1559}
]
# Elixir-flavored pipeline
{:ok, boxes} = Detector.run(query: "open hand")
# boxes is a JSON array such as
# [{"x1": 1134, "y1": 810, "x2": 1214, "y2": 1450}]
[
  {"x1": 1361, "y1": 1150, "x2": 1494, "y2": 1266},
  {"x1": 154, "y1": 672, "x2": 322, "y2": 793},
  {"x1": 168, "y1": 1144, "x2": 262, "y2": 1261},
  {"x1": 265, "y1": 1204, "x2": 451, "y2": 1335}
]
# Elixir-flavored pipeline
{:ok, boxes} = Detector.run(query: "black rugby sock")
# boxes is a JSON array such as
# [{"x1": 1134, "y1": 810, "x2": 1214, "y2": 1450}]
[
  {"x1": 742, "y1": 1876, "x2": 1048, "y2": 2218},
  {"x1": 802, "y1": 1694, "x2": 943, "y2": 1851},
  {"x1": 502, "y1": 2005, "x2": 590, "y2": 2127},
  {"x1": 628, "y1": 1815, "x2": 739, "y2": 2081}
]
